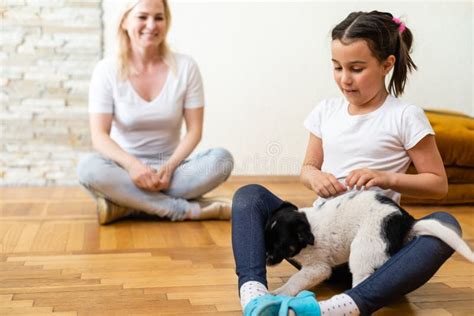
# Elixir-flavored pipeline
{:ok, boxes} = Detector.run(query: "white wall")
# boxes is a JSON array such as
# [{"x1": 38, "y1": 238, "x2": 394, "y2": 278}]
[{"x1": 104, "y1": 0, "x2": 473, "y2": 175}]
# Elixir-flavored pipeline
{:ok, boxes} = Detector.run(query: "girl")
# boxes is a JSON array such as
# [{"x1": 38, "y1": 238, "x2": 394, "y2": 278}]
[
  {"x1": 232, "y1": 11, "x2": 461, "y2": 316},
  {"x1": 77, "y1": 0, "x2": 234, "y2": 224}
]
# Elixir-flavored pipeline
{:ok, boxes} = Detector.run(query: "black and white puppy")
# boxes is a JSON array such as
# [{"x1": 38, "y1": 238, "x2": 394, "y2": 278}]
[{"x1": 265, "y1": 190, "x2": 474, "y2": 296}]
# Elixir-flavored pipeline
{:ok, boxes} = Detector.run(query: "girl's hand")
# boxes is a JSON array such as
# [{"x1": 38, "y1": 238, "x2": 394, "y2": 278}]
[
  {"x1": 127, "y1": 160, "x2": 162, "y2": 191},
  {"x1": 345, "y1": 168, "x2": 394, "y2": 190},
  {"x1": 311, "y1": 172, "x2": 347, "y2": 198}
]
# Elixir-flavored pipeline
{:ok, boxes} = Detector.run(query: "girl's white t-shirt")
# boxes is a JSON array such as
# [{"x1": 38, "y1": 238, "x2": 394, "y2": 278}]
[
  {"x1": 88, "y1": 53, "x2": 204, "y2": 161},
  {"x1": 303, "y1": 95, "x2": 434, "y2": 205}
]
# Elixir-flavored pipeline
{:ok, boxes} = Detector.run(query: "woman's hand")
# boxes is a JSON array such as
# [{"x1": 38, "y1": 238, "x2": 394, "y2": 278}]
[
  {"x1": 345, "y1": 168, "x2": 394, "y2": 190},
  {"x1": 310, "y1": 171, "x2": 347, "y2": 198},
  {"x1": 154, "y1": 163, "x2": 176, "y2": 191},
  {"x1": 127, "y1": 160, "x2": 162, "y2": 191}
]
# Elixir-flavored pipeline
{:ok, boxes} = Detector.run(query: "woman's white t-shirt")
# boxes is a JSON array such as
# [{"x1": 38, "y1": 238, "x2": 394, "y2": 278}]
[
  {"x1": 88, "y1": 53, "x2": 204, "y2": 161},
  {"x1": 303, "y1": 95, "x2": 434, "y2": 205}
]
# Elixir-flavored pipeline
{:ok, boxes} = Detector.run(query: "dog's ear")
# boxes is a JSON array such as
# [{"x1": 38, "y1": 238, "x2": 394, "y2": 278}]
[
  {"x1": 272, "y1": 201, "x2": 298, "y2": 215},
  {"x1": 282, "y1": 201, "x2": 298, "y2": 210},
  {"x1": 266, "y1": 201, "x2": 298, "y2": 231},
  {"x1": 297, "y1": 230, "x2": 315, "y2": 246},
  {"x1": 296, "y1": 213, "x2": 315, "y2": 246}
]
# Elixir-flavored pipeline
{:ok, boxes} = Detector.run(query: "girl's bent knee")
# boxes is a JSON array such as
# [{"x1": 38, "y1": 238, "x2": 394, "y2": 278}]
[
  {"x1": 233, "y1": 184, "x2": 269, "y2": 204},
  {"x1": 232, "y1": 184, "x2": 269, "y2": 223}
]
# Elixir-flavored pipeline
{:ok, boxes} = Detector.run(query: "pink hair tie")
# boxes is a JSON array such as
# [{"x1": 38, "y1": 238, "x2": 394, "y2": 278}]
[{"x1": 392, "y1": 17, "x2": 406, "y2": 33}]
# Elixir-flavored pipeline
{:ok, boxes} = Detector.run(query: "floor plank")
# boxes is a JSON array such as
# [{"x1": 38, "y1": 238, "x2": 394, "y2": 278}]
[{"x1": 0, "y1": 181, "x2": 473, "y2": 315}]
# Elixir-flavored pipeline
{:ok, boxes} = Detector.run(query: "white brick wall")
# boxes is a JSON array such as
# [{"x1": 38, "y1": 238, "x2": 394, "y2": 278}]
[{"x1": 1, "y1": 0, "x2": 102, "y2": 186}]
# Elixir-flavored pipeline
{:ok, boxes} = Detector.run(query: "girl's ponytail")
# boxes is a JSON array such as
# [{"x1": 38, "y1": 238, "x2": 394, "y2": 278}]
[{"x1": 390, "y1": 17, "x2": 417, "y2": 96}]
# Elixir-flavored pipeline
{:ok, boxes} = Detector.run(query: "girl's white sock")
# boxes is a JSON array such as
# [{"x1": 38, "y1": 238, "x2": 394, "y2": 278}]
[
  {"x1": 240, "y1": 281, "x2": 269, "y2": 310},
  {"x1": 319, "y1": 293, "x2": 360, "y2": 316}
]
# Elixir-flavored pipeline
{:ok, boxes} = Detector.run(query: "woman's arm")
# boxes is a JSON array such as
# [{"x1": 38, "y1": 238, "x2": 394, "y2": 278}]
[
  {"x1": 345, "y1": 135, "x2": 448, "y2": 199},
  {"x1": 89, "y1": 113, "x2": 161, "y2": 191},
  {"x1": 90, "y1": 113, "x2": 138, "y2": 169},
  {"x1": 154, "y1": 107, "x2": 203, "y2": 189},
  {"x1": 300, "y1": 133, "x2": 347, "y2": 198}
]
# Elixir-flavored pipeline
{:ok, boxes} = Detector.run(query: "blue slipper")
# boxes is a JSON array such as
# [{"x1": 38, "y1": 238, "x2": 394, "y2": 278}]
[
  {"x1": 244, "y1": 294, "x2": 292, "y2": 316},
  {"x1": 244, "y1": 291, "x2": 320, "y2": 316},
  {"x1": 280, "y1": 291, "x2": 320, "y2": 316}
]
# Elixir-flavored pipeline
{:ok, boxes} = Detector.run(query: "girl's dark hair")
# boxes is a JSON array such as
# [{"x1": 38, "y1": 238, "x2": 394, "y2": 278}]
[{"x1": 331, "y1": 11, "x2": 417, "y2": 97}]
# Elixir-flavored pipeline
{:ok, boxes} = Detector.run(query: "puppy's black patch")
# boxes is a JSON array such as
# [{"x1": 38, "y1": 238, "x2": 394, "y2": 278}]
[
  {"x1": 377, "y1": 194, "x2": 415, "y2": 256},
  {"x1": 348, "y1": 192, "x2": 357, "y2": 199},
  {"x1": 376, "y1": 194, "x2": 401, "y2": 208},
  {"x1": 271, "y1": 201, "x2": 298, "y2": 215},
  {"x1": 265, "y1": 201, "x2": 314, "y2": 266}
]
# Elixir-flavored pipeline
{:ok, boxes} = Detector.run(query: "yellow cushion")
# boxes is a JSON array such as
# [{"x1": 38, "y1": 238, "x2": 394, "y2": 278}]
[
  {"x1": 402, "y1": 183, "x2": 474, "y2": 205},
  {"x1": 425, "y1": 109, "x2": 474, "y2": 167},
  {"x1": 404, "y1": 109, "x2": 474, "y2": 204}
]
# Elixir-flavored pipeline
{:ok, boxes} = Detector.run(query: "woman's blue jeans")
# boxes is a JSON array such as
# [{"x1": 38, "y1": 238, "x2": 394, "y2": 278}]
[
  {"x1": 231, "y1": 184, "x2": 461, "y2": 315},
  {"x1": 77, "y1": 148, "x2": 233, "y2": 221}
]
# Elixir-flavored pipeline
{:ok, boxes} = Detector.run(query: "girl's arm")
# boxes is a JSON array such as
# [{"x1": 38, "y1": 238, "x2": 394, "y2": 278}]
[
  {"x1": 345, "y1": 135, "x2": 448, "y2": 199},
  {"x1": 300, "y1": 133, "x2": 347, "y2": 198},
  {"x1": 155, "y1": 107, "x2": 203, "y2": 189},
  {"x1": 90, "y1": 113, "x2": 161, "y2": 191},
  {"x1": 395, "y1": 134, "x2": 448, "y2": 198}
]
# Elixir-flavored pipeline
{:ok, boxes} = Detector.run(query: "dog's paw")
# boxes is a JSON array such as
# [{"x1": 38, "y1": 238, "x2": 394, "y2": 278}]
[
  {"x1": 271, "y1": 286, "x2": 298, "y2": 296},
  {"x1": 270, "y1": 289, "x2": 281, "y2": 295},
  {"x1": 271, "y1": 286, "x2": 286, "y2": 295}
]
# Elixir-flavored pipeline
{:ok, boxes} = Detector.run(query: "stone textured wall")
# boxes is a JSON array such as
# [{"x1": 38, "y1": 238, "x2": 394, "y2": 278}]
[{"x1": 1, "y1": 0, "x2": 102, "y2": 186}]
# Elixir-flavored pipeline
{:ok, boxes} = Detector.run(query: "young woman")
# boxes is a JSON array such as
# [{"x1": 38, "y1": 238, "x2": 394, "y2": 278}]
[
  {"x1": 233, "y1": 11, "x2": 461, "y2": 316},
  {"x1": 77, "y1": 0, "x2": 233, "y2": 224}
]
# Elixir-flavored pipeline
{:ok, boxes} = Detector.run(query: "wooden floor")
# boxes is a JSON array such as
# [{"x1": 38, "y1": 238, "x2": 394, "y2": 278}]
[{"x1": 0, "y1": 179, "x2": 473, "y2": 315}]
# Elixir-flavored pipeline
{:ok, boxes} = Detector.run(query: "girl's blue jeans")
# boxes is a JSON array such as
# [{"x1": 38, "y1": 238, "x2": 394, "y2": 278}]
[
  {"x1": 77, "y1": 148, "x2": 233, "y2": 221},
  {"x1": 231, "y1": 184, "x2": 461, "y2": 315}
]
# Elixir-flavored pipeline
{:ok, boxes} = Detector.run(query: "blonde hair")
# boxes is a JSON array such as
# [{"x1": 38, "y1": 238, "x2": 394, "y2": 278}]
[{"x1": 116, "y1": 0, "x2": 175, "y2": 80}]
